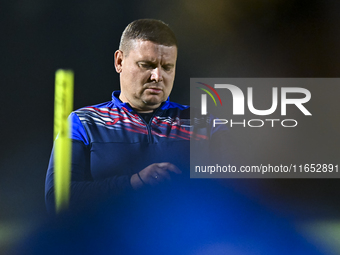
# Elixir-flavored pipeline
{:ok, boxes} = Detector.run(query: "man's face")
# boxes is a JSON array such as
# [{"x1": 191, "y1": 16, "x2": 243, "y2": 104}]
[{"x1": 114, "y1": 40, "x2": 177, "y2": 112}]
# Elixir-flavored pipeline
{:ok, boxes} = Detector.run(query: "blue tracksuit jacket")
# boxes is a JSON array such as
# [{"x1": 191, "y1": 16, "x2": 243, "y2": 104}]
[{"x1": 45, "y1": 91, "x2": 197, "y2": 212}]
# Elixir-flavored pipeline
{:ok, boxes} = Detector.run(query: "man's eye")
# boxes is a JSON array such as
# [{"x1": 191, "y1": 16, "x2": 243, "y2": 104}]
[
  {"x1": 162, "y1": 65, "x2": 172, "y2": 71},
  {"x1": 139, "y1": 63, "x2": 152, "y2": 69}
]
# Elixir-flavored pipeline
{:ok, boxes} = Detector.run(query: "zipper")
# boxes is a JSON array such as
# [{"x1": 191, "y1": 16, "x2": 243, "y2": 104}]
[
  {"x1": 136, "y1": 109, "x2": 159, "y2": 144},
  {"x1": 127, "y1": 101, "x2": 165, "y2": 144}
]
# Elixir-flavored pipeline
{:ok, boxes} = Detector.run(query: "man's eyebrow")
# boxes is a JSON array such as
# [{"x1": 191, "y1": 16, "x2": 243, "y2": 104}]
[
  {"x1": 137, "y1": 60, "x2": 156, "y2": 64},
  {"x1": 137, "y1": 61, "x2": 175, "y2": 67}
]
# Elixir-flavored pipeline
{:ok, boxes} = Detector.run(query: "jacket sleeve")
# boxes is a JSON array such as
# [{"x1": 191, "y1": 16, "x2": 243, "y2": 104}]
[{"x1": 44, "y1": 113, "x2": 132, "y2": 214}]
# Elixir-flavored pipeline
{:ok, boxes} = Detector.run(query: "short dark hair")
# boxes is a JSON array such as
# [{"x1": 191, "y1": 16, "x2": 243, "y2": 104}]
[{"x1": 119, "y1": 19, "x2": 178, "y2": 54}]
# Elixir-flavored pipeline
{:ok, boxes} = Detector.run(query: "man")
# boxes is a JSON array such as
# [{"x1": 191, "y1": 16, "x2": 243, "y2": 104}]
[{"x1": 45, "y1": 19, "x2": 191, "y2": 213}]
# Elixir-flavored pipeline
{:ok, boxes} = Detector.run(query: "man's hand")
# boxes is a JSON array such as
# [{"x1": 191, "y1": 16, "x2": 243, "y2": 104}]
[{"x1": 130, "y1": 163, "x2": 182, "y2": 190}]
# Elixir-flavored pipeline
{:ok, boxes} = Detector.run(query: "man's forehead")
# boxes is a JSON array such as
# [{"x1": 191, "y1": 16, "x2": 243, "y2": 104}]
[{"x1": 128, "y1": 39, "x2": 177, "y2": 56}]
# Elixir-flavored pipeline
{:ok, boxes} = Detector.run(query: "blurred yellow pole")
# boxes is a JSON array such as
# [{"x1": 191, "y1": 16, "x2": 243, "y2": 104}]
[{"x1": 53, "y1": 69, "x2": 74, "y2": 213}]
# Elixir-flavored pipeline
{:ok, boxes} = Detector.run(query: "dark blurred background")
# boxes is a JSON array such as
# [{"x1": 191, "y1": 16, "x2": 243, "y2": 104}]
[{"x1": 1, "y1": 0, "x2": 340, "y2": 254}]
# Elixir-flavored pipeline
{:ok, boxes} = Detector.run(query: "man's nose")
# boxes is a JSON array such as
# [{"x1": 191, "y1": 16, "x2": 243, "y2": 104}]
[{"x1": 150, "y1": 67, "x2": 163, "y2": 82}]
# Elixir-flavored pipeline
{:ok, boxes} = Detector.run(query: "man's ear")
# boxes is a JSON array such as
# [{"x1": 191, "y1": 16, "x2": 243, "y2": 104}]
[{"x1": 114, "y1": 50, "x2": 123, "y2": 73}]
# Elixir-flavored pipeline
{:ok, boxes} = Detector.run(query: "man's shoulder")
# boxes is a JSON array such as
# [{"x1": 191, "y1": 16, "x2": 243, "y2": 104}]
[
  {"x1": 75, "y1": 101, "x2": 114, "y2": 112},
  {"x1": 161, "y1": 100, "x2": 190, "y2": 113},
  {"x1": 73, "y1": 100, "x2": 118, "y2": 117},
  {"x1": 160, "y1": 101, "x2": 190, "y2": 118},
  {"x1": 71, "y1": 101, "x2": 122, "y2": 128}
]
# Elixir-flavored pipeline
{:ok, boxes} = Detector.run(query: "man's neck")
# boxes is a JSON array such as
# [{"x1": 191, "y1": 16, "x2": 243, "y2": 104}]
[
  {"x1": 136, "y1": 109, "x2": 154, "y2": 113},
  {"x1": 118, "y1": 94, "x2": 157, "y2": 113}
]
